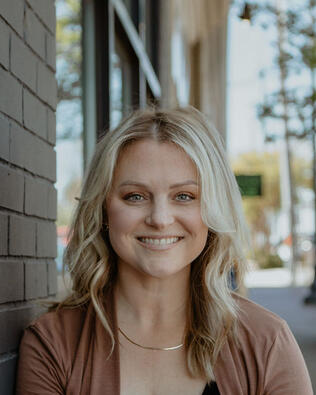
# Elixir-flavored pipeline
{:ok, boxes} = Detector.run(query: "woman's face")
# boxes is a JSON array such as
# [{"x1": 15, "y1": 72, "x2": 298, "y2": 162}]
[{"x1": 106, "y1": 139, "x2": 208, "y2": 280}]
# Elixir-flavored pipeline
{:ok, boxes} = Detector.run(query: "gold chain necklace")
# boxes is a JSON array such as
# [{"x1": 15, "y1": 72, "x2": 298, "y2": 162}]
[{"x1": 118, "y1": 327, "x2": 184, "y2": 351}]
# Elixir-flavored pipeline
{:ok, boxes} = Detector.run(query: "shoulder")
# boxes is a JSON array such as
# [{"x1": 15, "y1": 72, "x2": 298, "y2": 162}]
[
  {"x1": 17, "y1": 304, "x2": 92, "y2": 392},
  {"x1": 234, "y1": 294, "x2": 292, "y2": 353},
  {"x1": 22, "y1": 302, "x2": 95, "y2": 363},
  {"x1": 230, "y1": 294, "x2": 313, "y2": 394},
  {"x1": 28, "y1": 303, "x2": 90, "y2": 337},
  {"x1": 233, "y1": 292, "x2": 287, "y2": 340}
]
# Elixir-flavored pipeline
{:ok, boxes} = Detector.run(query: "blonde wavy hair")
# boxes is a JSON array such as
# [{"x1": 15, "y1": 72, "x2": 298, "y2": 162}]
[{"x1": 56, "y1": 106, "x2": 249, "y2": 381}]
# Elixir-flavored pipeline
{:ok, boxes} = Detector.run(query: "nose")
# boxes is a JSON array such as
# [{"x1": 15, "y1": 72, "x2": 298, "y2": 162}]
[{"x1": 145, "y1": 199, "x2": 175, "y2": 229}]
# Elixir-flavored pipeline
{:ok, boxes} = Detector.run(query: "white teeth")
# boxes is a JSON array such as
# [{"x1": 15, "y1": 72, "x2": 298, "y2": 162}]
[{"x1": 139, "y1": 237, "x2": 181, "y2": 245}]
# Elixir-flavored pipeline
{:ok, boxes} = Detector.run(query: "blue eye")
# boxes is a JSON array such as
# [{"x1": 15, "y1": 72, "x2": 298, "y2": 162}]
[
  {"x1": 175, "y1": 193, "x2": 194, "y2": 201},
  {"x1": 124, "y1": 193, "x2": 144, "y2": 201}
]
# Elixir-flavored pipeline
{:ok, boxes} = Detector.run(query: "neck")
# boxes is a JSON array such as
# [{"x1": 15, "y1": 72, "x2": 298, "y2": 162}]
[{"x1": 114, "y1": 262, "x2": 190, "y2": 331}]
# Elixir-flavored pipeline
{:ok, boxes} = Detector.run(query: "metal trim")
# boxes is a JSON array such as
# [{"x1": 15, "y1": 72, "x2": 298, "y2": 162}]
[
  {"x1": 111, "y1": 0, "x2": 161, "y2": 98},
  {"x1": 82, "y1": 0, "x2": 97, "y2": 169}
]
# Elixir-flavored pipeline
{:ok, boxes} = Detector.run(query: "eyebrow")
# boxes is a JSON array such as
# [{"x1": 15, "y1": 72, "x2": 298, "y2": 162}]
[{"x1": 118, "y1": 180, "x2": 198, "y2": 188}]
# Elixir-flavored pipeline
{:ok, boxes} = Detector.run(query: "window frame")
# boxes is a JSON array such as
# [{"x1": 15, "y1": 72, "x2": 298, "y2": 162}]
[{"x1": 82, "y1": 0, "x2": 161, "y2": 164}]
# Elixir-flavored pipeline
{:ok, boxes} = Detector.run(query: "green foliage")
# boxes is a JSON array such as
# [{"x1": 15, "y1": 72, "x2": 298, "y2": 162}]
[
  {"x1": 56, "y1": 0, "x2": 82, "y2": 140},
  {"x1": 302, "y1": 42, "x2": 316, "y2": 69},
  {"x1": 243, "y1": 1, "x2": 316, "y2": 259},
  {"x1": 249, "y1": 0, "x2": 316, "y2": 141},
  {"x1": 57, "y1": 177, "x2": 82, "y2": 227},
  {"x1": 293, "y1": 156, "x2": 313, "y2": 190},
  {"x1": 232, "y1": 151, "x2": 312, "y2": 248},
  {"x1": 57, "y1": 203, "x2": 73, "y2": 227},
  {"x1": 56, "y1": 0, "x2": 81, "y2": 102},
  {"x1": 233, "y1": 152, "x2": 279, "y2": 251},
  {"x1": 232, "y1": 151, "x2": 281, "y2": 213},
  {"x1": 254, "y1": 249, "x2": 284, "y2": 270}
]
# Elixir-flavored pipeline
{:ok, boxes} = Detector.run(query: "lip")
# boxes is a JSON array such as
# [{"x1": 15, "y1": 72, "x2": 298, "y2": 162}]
[
  {"x1": 136, "y1": 236, "x2": 184, "y2": 251},
  {"x1": 137, "y1": 235, "x2": 184, "y2": 239}
]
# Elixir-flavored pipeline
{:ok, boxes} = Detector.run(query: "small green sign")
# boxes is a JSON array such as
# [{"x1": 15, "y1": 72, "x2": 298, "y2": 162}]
[{"x1": 235, "y1": 175, "x2": 262, "y2": 197}]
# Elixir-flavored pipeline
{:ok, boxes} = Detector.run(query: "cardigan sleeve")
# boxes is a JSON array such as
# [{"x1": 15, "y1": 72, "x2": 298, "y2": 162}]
[
  {"x1": 16, "y1": 326, "x2": 66, "y2": 395},
  {"x1": 263, "y1": 321, "x2": 313, "y2": 395}
]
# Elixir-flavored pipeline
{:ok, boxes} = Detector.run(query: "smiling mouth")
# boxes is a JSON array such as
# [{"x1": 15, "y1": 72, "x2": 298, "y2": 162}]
[{"x1": 137, "y1": 237, "x2": 183, "y2": 246}]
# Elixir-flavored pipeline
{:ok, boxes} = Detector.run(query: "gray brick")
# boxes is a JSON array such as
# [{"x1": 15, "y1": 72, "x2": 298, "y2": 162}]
[
  {"x1": 0, "y1": 304, "x2": 41, "y2": 354},
  {"x1": 31, "y1": 138, "x2": 55, "y2": 180},
  {"x1": 27, "y1": 137, "x2": 56, "y2": 181},
  {"x1": 11, "y1": 34, "x2": 37, "y2": 92},
  {"x1": 25, "y1": 7, "x2": 46, "y2": 59},
  {"x1": 10, "y1": 123, "x2": 28, "y2": 169},
  {"x1": 46, "y1": 32, "x2": 56, "y2": 71},
  {"x1": 47, "y1": 184, "x2": 57, "y2": 220},
  {"x1": 0, "y1": 67, "x2": 22, "y2": 122},
  {"x1": 47, "y1": 108, "x2": 56, "y2": 144},
  {"x1": 0, "y1": 213, "x2": 8, "y2": 255},
  {"x1": 0, "y1": 164, "x2": 24, "y2": 212},
  {"x1": 37, "y1": 62, "x2": 57, "y2": 110},
  {"x1": 37, "y1": 221, "x2": 56, "y2": 258},
  {"x1": 0, "y1": 0, "x2": 24, "y2": 36},
  {"x1": 10, "y1": 124, "x2": 55, "y2": 180},
  {"x1": 0, "y1": 260, "x2": 24, "y2": 303},
  {"x1": 25, "y1": 176, "x2": 49, "y2": 218},
  {"x1": 47, "y1": 259, "x2": 57, "y2": 295},
  {"x1": 9, "y1": 215, "x2": 36, "y2": 256},
  {"x1": 34, "y1": 141, "x2": 56, "y2": 181},
  {"x1": 23, "y1": 89, "x2": 47, "y2": 139},
  {"x1": 0, "y1": 116, "x2": 10, "y2": 161},
  {"x1": 0, "y1": 18, "x2": 9, "y2": 69},
  {"x1": 27, "y1": 0, "x2": 56, "y2": 35},
  {"x1": 0, "y1": 353, "x2": 17, "y2": 395},
  {"x1": 25, "y1": 260, "x2": 48, "y2": 299}
]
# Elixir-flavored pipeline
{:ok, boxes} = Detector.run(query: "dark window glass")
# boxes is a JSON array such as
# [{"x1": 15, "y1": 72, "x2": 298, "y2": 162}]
[
  {"x1": 111, "y1": 37, "x2": 134, "y2": 127},
  {"x1": 145, "y1": 0, "x2": 159, "y2": 74}
]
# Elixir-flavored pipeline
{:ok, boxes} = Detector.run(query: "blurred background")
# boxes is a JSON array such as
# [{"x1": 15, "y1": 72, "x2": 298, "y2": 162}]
[{"x1": 55, "y1": 0, "x2": 316, "y2": 389}]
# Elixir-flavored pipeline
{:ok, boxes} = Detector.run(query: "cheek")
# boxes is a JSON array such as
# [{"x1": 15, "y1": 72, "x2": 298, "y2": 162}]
[
  {"x1": 107, "y1": 199, "x2": 143, "y2": 235},
  {"x1": 184, "y1": 208, "x2": 208, "y2": 237}
]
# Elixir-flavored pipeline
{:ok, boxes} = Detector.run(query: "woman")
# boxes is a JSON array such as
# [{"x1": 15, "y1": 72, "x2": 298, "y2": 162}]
[{"x1": 16, "y1": 107, "x2": 312, "y2": 394}]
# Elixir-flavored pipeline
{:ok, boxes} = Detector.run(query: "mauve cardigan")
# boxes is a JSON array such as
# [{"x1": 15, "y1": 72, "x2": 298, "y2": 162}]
[{"x1": 16, "y1": 293, "x2": 313, "y2": 395}]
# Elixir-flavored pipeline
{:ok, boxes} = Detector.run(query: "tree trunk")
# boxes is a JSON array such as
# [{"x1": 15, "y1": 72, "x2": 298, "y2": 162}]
[
  {"x1": 304, "y1": 4, "x2": 316, "y2": 302},
  {"x1": 276, "y1": 0, "x2": 299, "y2": 284}
]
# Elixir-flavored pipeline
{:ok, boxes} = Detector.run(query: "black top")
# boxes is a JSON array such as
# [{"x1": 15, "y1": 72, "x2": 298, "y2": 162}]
[{"x1": 202, "y1": 382, "x2": 220, "y2": 395}]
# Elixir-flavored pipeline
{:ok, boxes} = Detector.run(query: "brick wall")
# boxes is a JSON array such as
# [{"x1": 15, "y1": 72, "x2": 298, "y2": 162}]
[{"x1": 0, "y1": 1, "x2": 57, "y2": 393}]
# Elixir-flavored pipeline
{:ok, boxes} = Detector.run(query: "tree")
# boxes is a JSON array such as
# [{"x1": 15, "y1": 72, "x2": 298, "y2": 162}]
[
  {"x1": 253, "y1": 0, "x2": 316, "y2": 143},
  {"x1": 242, "y1": 0, "x2": 316, "y2": 282},
  {"x1": 56, "y1": 0, "x2": 82, "y2": 139}
]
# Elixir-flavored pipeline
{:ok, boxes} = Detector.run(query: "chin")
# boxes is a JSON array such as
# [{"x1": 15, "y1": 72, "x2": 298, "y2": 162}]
[{"x1": 139, "y1": 262, "x2": 190, "y2": 280}]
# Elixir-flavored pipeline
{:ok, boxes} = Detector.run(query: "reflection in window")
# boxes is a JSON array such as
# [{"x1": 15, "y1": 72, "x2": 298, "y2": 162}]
[
  {"x1": 110, "y1": 38, "x2": 134, "y2": 127},
  {"x1": 111, "y1": 52, "x2": 123, "y2": 128},
  {"x1": 56, "y1": 0, "x2": 83, "y2": 278},
  {"x1": 171, "y1": 18, "x2": 190, "y2": 105},
  {"x1": 122, "y1": 0, "x2": 133, "y2": 15}
]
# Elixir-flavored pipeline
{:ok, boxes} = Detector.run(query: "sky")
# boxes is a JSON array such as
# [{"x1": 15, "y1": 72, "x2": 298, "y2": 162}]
[{"x1": 227, "y1": 14, "x2": 268, "y2": 156}]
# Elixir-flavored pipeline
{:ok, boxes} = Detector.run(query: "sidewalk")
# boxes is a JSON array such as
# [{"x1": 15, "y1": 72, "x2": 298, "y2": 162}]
[
  {"x1": 249, "y1": 286, "x2": 316, "y2": 392},
  {"x1": 245, "y1": 265, "x2": 314, "y2": 288}
]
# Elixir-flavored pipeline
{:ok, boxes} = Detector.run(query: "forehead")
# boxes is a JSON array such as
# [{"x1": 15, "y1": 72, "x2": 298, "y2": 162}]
[{"x1": 112, "y1": 139, "x2": 198, "y2": 185}]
